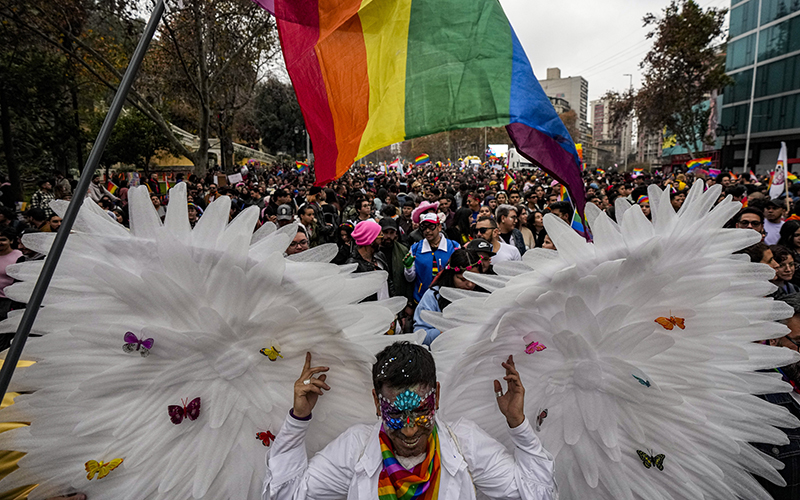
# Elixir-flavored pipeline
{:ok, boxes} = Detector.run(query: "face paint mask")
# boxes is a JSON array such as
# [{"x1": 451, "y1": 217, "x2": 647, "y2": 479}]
[{"x1": 378, "y1": 388, "x2": 436, "y2": 430}]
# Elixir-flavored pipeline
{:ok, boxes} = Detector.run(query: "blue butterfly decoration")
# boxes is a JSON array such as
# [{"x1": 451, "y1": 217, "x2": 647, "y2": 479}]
[{"x1": 632, "y1": 374, "x2": 651, "y2": 387}]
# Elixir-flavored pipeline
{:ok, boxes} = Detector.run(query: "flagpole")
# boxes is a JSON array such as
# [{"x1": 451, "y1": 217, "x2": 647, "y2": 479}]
[{"x1": 0, "y1": 0, "x2": 166, "y2": 400}]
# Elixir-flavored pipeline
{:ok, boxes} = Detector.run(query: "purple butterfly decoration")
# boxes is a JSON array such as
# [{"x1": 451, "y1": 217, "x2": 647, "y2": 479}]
[
  {"x1": 168, "y1": 397, "x2": 201, "y2": 425},
  {"x1": 123, "y1": 331, "x2": 154, "y2": 357}
]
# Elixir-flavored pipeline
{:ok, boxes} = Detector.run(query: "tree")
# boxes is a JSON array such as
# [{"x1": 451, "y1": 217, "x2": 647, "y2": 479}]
[
  {"x1": 0, "y1": 0, "x2": 277, "y2": 175},
  {"x1": 633, "y1": 0, "x2": 731, "y2": 157},
  {"x1": 558, "y1": 110, "x2": 580, "y2": 144},
  {"x1": 253, "y1": 78, "x2": 306, "y2": 157},
  {"x1": 98, "y1": 108, "x2": 177, "y2": 176}
]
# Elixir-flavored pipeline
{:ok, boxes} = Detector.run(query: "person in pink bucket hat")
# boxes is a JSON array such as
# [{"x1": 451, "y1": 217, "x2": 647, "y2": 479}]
[{"x1": 346, "y1": 220, "x2": 390, "y2": 301}]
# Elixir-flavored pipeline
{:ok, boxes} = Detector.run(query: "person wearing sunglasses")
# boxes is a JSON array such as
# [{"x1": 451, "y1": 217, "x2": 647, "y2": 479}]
[
  {"x1": 403, "y1": 213, "x2": 460, "y2": 304},
  {"x1": 474, "y1": 215, "x2": 521, "y2": 264},
  {"x1": 413, "y1": 249, "x2": 483, "y2": 345}
]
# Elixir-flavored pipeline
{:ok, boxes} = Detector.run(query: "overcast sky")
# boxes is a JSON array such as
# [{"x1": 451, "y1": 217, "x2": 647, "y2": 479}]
[{"x1": 498, "y1": 0, "x2": 732, "y2": 103}]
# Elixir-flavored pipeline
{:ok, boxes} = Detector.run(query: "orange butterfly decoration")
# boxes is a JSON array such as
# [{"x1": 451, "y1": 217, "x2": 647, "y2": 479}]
[{"x1": 655, "y1": 313, "x2": 685, "y2": 330}]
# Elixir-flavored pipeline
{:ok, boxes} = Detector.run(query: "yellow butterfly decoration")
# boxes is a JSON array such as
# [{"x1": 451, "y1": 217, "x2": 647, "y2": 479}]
[
  {"x1": 85, "y1": 458, "x2": 123, "y2": 480},
  {"x1": 260, "y1": 345, "x2": 283, "y2": 361},
  {"x1": 636, "y1": 450, "x2": 665, "y2": 471}
]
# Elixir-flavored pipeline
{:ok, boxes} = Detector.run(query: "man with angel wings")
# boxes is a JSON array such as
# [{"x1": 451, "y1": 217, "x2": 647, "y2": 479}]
[{"x1": 262, "y1": 342, "x2": 556, "y2": 499}]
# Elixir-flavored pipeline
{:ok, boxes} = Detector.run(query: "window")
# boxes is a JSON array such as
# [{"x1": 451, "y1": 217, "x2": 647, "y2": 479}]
[
  {"x1": 731, "y1": 0, "x2": 760, "y2": 38},
  {"x1": 721, "y1": 103, "x2": 749, "y2": 133},
  {"x1": 727, "y1": 34, "x2": 757, "y2": 71},
  {"x1": 751, "y1": 94, "x2": 800, "y2": 132},
  {"x1": 725, "y1": 69, "x2": 753, "y2": 104},
  {"x1": 758, "y1": 16, "x2": 800, "y2": 60},
  {"x1": 761, "y1": 0, "x2": 800, "y2": 25},
  {"x1": 755, "y1": 54, "x2": 800, "y2": 98}
]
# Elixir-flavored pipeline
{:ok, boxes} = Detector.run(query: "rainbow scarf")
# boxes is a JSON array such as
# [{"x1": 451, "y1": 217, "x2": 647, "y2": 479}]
[{"x1": 378, "y1": 425, "x2": 441, "y2": 500}]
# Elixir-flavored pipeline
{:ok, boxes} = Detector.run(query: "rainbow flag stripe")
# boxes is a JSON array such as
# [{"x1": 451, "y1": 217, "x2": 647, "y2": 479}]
[
  {"x1": 265, "y1": 0, "x2": 584, "y2": 218},
  {"x1": 414, "y1": 154, "x2": 430, "y2": 166},
  {"x1": 503, "y1": 172, "x2": 515, "y2": 191},
  {"x1": 686, "y1": 157, "x2": 712, "y2": 170}
]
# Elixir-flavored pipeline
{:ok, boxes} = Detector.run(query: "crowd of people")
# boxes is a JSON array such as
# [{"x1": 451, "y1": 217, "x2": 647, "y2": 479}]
[{"x1": 1, "y1": 157, "x2": 800, "y2": 498}]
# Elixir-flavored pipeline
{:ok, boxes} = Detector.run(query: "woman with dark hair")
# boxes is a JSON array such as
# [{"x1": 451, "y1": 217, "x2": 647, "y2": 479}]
[
  {"x1": 446, "y1": 207, "x2": 474, "y2": 246},
  {"x1": 516, "y1": 205, "x2": 535, "y2": 249},
  {"x1": 770, "y1": 245, "x2": 800, "y2": 294},
  {"x1": 332, "y1": 222, "x2": 355, "y2": 265},
  {"x1": 527, "y1": 210, "x2": 547, "y2": 248},
  {"x1": 413, "y1": 249, "x2": 483, "y2": 345},
  {"x1": 777, "y1": 220, "x2": 800, "y2": 264}
]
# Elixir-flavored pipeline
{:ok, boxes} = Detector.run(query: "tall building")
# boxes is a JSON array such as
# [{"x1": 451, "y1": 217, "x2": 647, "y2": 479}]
[
  {"x1": 590, "y1": 97, "x2": 632, "y2": 168},
  {"x1": 721, "y1": 0, "x2": 800, "y2": 173},
  {"x1": 539, "y1": 68, "x2": 589, "y2": 125}
]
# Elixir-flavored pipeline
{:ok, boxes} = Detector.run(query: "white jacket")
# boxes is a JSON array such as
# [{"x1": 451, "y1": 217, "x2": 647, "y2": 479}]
[{"x1": 262, "y1": 413, "x2": 556, "y2": 500}]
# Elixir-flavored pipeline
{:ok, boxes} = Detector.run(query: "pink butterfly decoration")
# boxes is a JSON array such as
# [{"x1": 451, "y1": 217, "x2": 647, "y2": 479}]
[
  {"x1": 168, "y1": 397, "x2": 201, "y2": 424},
  {"x1": 525, "y1": 341, "x2": 546, "y2": 354}
]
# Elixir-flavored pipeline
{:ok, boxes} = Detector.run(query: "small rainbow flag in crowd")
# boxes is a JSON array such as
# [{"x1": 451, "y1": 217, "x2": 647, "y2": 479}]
[
  {"x1": 686, "y1": 157, "x2": 713, "y2": 170},
  {"x1": 571, "y1": 208, "x2": 585, "y2": 235},
  {"x1": 295, "y1": 160, "x2": 308, "y2": 172},
  {"x1": 107, "y1": 181, "x2": 118, "y2": 195},
  {"x1": 414, "y1": 154, "x2": 430, "y2": 166},
  {"x1": 788, "y1": 172, "x2": 798, "y2": 183},
  {"x1": 596, "y1": 167, "x2": 606, "y2": 175},
  {"x1": 560, "y1": 185, "x2": 570, "y2": 203},
  {"x1": 633, "y1": 167, "x2": 644, "y2": 173},
  {"x1": 503, "y1": 172, "x2": 515, "y2": 191},
  {"x1": 163, "y1": 174, "x2": 170, "y2": 193}
]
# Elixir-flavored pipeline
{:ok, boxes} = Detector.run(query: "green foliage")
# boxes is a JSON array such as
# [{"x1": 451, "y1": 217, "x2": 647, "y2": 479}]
[
  {"x1": 97, "y1": 108, "x2": 176, "y2": 172},
  {"x1": 635, "y1": 0, "x2": 731, "y2": 156},
  {"x1": 254, "y1": 78, "x2": 306, "y2": 156}
]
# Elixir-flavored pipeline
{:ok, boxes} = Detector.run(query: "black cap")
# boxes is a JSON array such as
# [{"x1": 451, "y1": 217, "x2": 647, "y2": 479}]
[
  {"x1": 277, "y1": 204, "x2": 293, "y2": 220},
  {"x1": 465, "y1": 238, "x2": 496, "y2": 256},
  {"x1": 766, "y1": 198, "x2": 785, "y2": 208},
  {"x1": 379, "y1": 217, "x2": 399, "y2": 231}
]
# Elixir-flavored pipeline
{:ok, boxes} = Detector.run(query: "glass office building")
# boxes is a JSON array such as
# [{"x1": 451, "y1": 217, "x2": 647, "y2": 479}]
[{"x1": 721, "y1": 0, "x2": 800, "y2": 172}]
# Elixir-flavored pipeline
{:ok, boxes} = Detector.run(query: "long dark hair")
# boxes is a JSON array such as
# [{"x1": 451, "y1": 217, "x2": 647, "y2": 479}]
[
  {"x1": 778, "y1": 220, "x2": 800, "y2": 251},
  {"x1": 430, "y1": 249, "x2": 482, "y2": 309},
  {"x1": 448, "y1": 207, "x2": 473, "y2": 244}
]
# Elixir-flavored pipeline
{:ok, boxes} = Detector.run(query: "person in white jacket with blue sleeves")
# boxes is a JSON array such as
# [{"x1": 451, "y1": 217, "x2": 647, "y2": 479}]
[{"x1": 262, "y1": 342, "x2": 556, "y2": 500}]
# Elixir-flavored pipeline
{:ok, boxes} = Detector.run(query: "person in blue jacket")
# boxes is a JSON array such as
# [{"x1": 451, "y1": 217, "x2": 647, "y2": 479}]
[
  {"x1": 413, "y1": 248, "x2": 483, "y2": 345},
  {"x1": 403, "y1": 212, "x2": 459, "y2": 303}
]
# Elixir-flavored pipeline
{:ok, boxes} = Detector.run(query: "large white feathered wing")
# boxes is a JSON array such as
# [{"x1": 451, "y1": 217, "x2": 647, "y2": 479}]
[
  {"x1": 0, "y1": 184, "x2": 403, "y2": 500},
  {"x1": 433, "y1": 181, "x2": 800, "y2": 500}
]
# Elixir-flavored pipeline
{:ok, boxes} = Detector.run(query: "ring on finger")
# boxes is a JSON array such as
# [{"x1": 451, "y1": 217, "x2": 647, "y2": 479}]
[
  {"x1": 303, "y1": 379, "x2": 312, "y2": 385},
  {"x1": 495, "y1": 391, "x2": 503, "y2": 398}
]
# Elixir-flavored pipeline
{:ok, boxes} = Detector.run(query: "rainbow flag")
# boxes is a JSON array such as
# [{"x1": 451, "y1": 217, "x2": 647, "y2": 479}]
[
  {"x1": 571, "y1": 208, "x2": 586, "y2": 236},
  {"x1": 559, "y1": 185, "x2": 570, "y2": 203},
  {"x1": 264, "y1": 0, "x2": 585, "y2": 219},
  {"x1": 296, "y1": 160, "x2": 309, "y2": 173},
  {"x1": 414, "y1": 154, "x2": 430, "y2": 166},
  {"x1": 596, "y1": 168, "x2": 606, "y2": 175},
  {"x1": 686, "y1": 157, "x2": 712, "y2": 170},
  {"x1": 788, "y1": 172, "x2": 798, "y2": 183},
  {"x1": 503, "y1": 172, "x2": 515, "y2": 191},
  {"x1": 107, "y1": 181, "x2": 118, "y2": 195},
  {"x1": 163, "y1": 174, "x2": 170, "y2": 193},
  {"x1": 633, "y1": 167, "x2": 643, "y2": 173}
]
